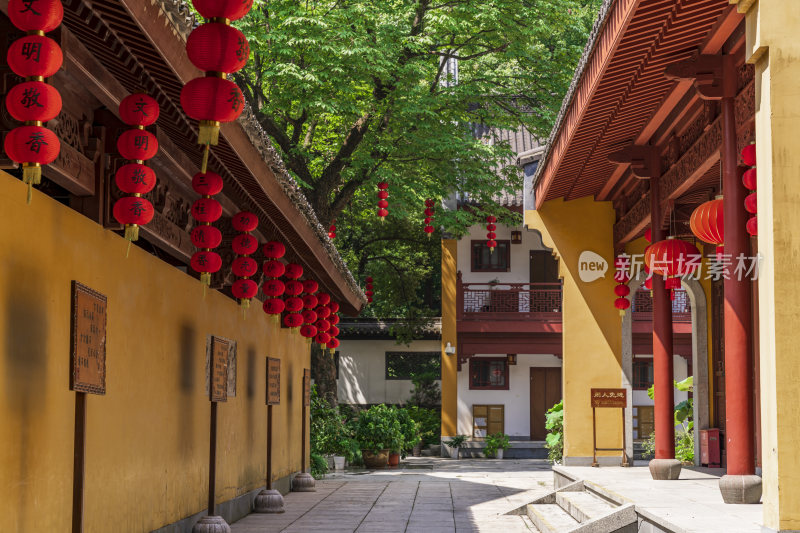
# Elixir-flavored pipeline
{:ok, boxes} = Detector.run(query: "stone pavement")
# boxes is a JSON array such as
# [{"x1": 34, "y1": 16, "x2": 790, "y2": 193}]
[{"x1": 231, "y1": 458, "x2": 553, "y2": 532}]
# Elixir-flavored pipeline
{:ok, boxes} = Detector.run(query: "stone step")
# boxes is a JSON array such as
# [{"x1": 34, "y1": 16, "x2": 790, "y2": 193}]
[
  {"x1": 526, "y1": 503, "x2": 580, "y2": 533},
  {"x1": 556, "y1": 491, "x2": 617, "y2": 523}
]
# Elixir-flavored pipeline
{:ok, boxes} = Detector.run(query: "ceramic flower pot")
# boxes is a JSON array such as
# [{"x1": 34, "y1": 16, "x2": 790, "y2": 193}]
[{"x1": 362, "y1": 449, "x2": 389, "y2": 469}]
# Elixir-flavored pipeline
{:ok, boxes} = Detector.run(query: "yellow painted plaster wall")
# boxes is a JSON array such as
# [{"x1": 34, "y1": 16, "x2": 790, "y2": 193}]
[
  {"x1": 735, "y1": 0, "x2": 800, "y2": 528},
  {"x1": 440, "y1": 239, "x2": 458, "y2": 437},
  {"x1": 0, "y1": 172, "x2": 309, "y2": 532},
  {"x1": 525, "y1": 197, "x2": 623, "y2": 461}
]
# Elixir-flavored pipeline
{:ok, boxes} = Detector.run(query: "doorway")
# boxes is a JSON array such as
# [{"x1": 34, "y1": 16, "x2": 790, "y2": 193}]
[
  {"x1": 530, "y1": 250, "x2": 559, "y2": 283},
  {"x1": 530, "y1": 367, "x2": 561, "y2": 440}
]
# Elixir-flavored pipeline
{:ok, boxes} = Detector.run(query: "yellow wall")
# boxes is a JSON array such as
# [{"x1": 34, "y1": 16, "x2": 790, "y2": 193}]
[
  {"x1": 440, "y1": 239, "x2": 458, "y2": 437},
  {"x1": 736, "y1": 0, "x2": 800, "y2": 528},
  {"x1": 525, "y1": 197, "x2": 623, "y2": 461},
  {"x1": 0, "y1": 172, "x2": 309, "y2": 532}
]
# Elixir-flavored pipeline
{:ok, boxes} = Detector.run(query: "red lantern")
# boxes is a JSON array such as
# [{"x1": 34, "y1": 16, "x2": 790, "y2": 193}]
[
  {"x1": 330, "y1": 314, "x2": 340, "y2": 326},
  {"x1": 232, "y1": 233, "x2": 258, "y2": 255},
  {"x1": 377, "y1": 208, "x2": 388, "y2": 219},
  {"x1": 302, "y1": 309, "x2": 317, "y2": 324},
  {"x1": 232, "y1": 211, "x2": 258, "y2": 232},
  {"x1": 329, "y1": 325, "x2": 340, "y2": 337},
  {"x1": 232, "y1": 257, "x2": 258, "y2": 277},
  {"x1": 187, "y1": 23, "x2": 249, "y2": 74},
  {"x1": 741, "y1": 144, "x2": 756, "y2": 167},
  {"x1": 263, "y1": 279, "x2": 285, "y2": 298},
  {"x1": 115, "y1": 164, "x2": 156, "y2": 194},
  {"x1": 283, "y1": 312, "x2": 303, "y2": 329},
  {"x1": 192, "y1": 171, "x2": 224, "y2": 196},
  {"x1": 7, "y1": 35, "x2": 62, "y2": 78},
  {"x1": 285, "y1": 280, "x2": 303, "y2": 296},
  {"x1": 117, "y1": 129, "x2": 158, "y2": 161},
  {"x1": 644, "y1": 277, "x2": 653, "y2": 290},
  {"x1": 317, "y1": 305, "x2": 331, "y2": 319},
  {"x1": 665, "y1": 277, "x2": 682, "y2": 291},
  {"x1": 486, "y1": 239, "x2": 497, "y2": 250},
  {"x1": 263, "y1": 241, "x2": 286, "y2": 259},
  {"x1": 328, "y1": 224, "x2": 336, "y2": 239},
  {"x1": 329, "y1": 302, "x2": 340, "y2": 313},
  {"x1": 377, "y1": 199, "x2": 389, "y2": 209},
  {"x1": 303, "y1": 294, "x2": 318, "y2": 310},
  {"x1": 303, "y1": 279, "x2": 319, "y2": 294},
  {"x1": 316, "y1": 319, "x2": 331, "y2": 332},
  {"x1": 191, "y1": 225, "x2": 222, "y2": 249},
  {"x1": 486, "y1": 216, "x2": 497, "y2": 251},
  {"x1": 300, "y1": 324, "x2": 318, "y2": 339},
  {"x1": 377, "y1": 182, "x2": 389, "y2": 220},
  {"x1": 285, "y1": 297, "x2": 304, "y2": 313},
  {"x1": 614, "y1": 297, "x2": 630, "y2": 316},
  {"x1": 742, "y1": 168, "x2": 757, "y2": 191},
  {"x1": 113, "y1": 196, "x2": 154, "y2": 226},
  {"x1": 263, "y1": 298, "x2": 285, "y2": 316},
  {"x1": 317, "y1": 292, "x2": 331, "y2": 306},
  {"x1": 119, "y1": 94, "x2": 160, "y2": 126},
  {"x1": 327, "y1": 337, "x2": 340, "y2": 352},
  {"x1": 424, "y1": 226, "x2": 434, "y2": 235},
  {"x1": 746, "y1": 216, "x2": 757, "y2": 236},
  {"x1": 180, "y1": 77, "x2": 244, "y2": 142},
  {"x1": 744, "y1": 192, "x2": 757, "y2": 214},
  {"x1": 614, "y1": 285, "x2": 630, "y2": 297},
  {"x1": 263, "y1": 260, "x2": 285, "y2": 278},
  {"x1": 644, "y1": 237, "x2": 701, "y2": 279},
  {"x1": 232, "y1": 279, "x2": 258, "y2": 299},
  {"x1": 193, "y1": 0, "x2": 253, "y2": 20},
  {"x1": 316, "y1": 331, "x2": 331, "y2": 345},
  {"x1": 644, "y1": 228, "x2": 652, "y2": 243},
  {"x1": 8, "y1": 0, "x2": 64, "y2": 32},
  {"x1": 191, "y1": 250, "x2": 222, "y2": 275},
  {"x1": 285, "y1": 263, "x2": 303, "y2": 279},
  {"x1": 690, "y1": 197, "x2": 724, "y2": 255},
  {"x1": 4, "y1": 125, "x2": 60, "y2": 183},
  {"x1": 487, "y1": 232, "x2": 497, "y2": 240},
  {"x1": 5, "y1": 81, "x2": 62, "y2": 123},
  {"x1": 191, "y1": 198, "x2": 222, "y2": 223},
  {"x1": 486, "y1": 223, "x2": 496, "y2": 232}
]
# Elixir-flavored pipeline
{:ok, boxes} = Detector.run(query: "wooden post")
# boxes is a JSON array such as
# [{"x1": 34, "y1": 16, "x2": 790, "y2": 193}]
[
  {"x1": 301, "y1": 403, "x2": 307, "y2": 473},
  {"x1": 207, "y1": 401, "x2": 217, "y2": 516},
  {"x1": 72, "y1": 392, "x2": 87, "y2": 533},
  {"x1": 267, "y1": 404, "x2": 273, "y2": 490},
  {"x1": 591, "y1": 406, "x2": 597, "y2": 467}
]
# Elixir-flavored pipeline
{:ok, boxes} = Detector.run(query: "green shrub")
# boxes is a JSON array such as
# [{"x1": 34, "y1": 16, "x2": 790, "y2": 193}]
[
  {"x1": 641, "y1": 430, "x2": 694, "y2": 463},
  {"x1": 310, "y1": 452, "x2": 328, "y2": 478},
  {"x1": 484, "y1": 432, "x2": 510, "y2": 458},
  {"x1": 310, "y1": 385, "x2": 349, "y2": 456},
  {"x1": 545, "y1": 400, "x2": 564, "y2": 463},
  {"x1": 355, "y1": 404, "x2": 401, "y2": 453},
  {"x1": 444, "y1": 434, "x2": 467, "y2": 449},
  {"x1": 406, "y1": 406, "x2": 441, "y2": 447},
  {"x1": 394, "y1": 407, "x2": 420, "y2": 455},
  {"x1": 407, "y1": 371, "x2": 441, "y2": 408}
]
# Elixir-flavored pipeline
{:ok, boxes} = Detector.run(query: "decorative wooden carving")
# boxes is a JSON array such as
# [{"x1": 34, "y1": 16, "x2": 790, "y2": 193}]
[{"x1": 608, "y1": 145, "x2": 659, "y2": 180}]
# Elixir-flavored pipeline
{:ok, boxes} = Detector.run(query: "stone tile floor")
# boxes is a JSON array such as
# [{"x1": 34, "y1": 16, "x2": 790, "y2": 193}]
[{"x1": 231, "y1": 458, "x2": 553, "y2": 532}]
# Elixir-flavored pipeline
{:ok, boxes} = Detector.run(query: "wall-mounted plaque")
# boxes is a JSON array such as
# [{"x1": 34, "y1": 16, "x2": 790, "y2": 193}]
[
  {"x1": 590, "y1": 388, "x2": 627, "y2": 408},
  {"x1": 303, "y1": 368, "x2": 311, "y2": 407},
  {"x1": 209, "y1": 336, "x2": 231, "y2": 402},
  {"x1": 70, "y1": 281, "x2": 107, "y2": 395},
  {"x1": 267, "y1": 357, "x2": 281, "y2": 405}
]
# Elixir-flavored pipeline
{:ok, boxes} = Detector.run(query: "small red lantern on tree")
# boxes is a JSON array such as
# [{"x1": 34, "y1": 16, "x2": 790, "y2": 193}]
[
  {"x1": 485, "y1": 215, "x2": 497, "y2": 252},
  {"x1": 231, "y1": 211, "x2": 259, "y2": 309},
  {"x1": 181, "y1": 0, "x2": 251, "y2": 172},
  {"x1": 190, "y1": 171, "x2": 224, "y2": 286},
  {"x1": 3, "y1": 0, "x2": 64, "y2": 202},
  {"x1": 424, "y1": 199, "x2": 435, "y2": 237},
  {"x1": 112, "y1": 94, "x2": 160, "y2": 247},
  {"x1": 365, "y1": 276, "x2": 374, "y2": 304},
  {"x1": 690, "y1": 196, "x2": 724, "y2": 258},
  {"x1": 328, "y1": 219, "x2": 336, "y2": 239},
  {"x1": 377, "y1": 182, "x2": 389, "y2": 221}
]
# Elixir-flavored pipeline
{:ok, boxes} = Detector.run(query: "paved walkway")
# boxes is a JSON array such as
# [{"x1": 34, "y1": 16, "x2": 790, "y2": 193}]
[{"x1": 231, "y1": 458, "x2": 553, "y2": 532}]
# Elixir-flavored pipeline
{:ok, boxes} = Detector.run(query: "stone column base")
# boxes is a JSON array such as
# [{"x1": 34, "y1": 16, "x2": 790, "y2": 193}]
[
  {"x1": 254, "y1": 489, "x2": 285, "y2": 513},
  {"x1": 191, "y1": 515, "x2": 231, "y2": 533},
  {"x1": 649, "y1": 458, "x2": 682, "y2": 480},
  {"x1": 719, "y1": 474, "x2": 762, "y2": 504},
  {"x1": 291, "y1": 472, "x2": 316, "y2": 492}
]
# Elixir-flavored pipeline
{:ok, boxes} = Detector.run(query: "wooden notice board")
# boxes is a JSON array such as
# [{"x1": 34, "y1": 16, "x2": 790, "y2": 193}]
[
  {"x1": 267, "y1": 357, "x2": 281, "y2": 405},
  {"x1": 591, "y1": 388, "x2": 626, "y2": 408},
  {"x1": 70, "y1": 281, "x2": 107, "y2": 395},
  {"x1": 303, "y1": 368, "x2": 311, "y2": 407},
  {"x1": 209, "y1": 336, "x2": 231, "y2": 402}
]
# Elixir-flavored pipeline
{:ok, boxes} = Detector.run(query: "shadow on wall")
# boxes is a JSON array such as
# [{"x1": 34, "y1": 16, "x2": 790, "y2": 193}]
[
  {"x1": 178, "y1": 323, "x2": 196, "y2": 456},
  {"x1": 4, "y1": 261, "x2": 49, "y2": 524},
  {"x1": 338, "y1": 354, "x2": 367, "y2": 404}
]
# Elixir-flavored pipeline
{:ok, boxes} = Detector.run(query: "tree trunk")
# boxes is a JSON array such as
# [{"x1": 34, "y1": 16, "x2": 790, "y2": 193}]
[{"x1": 311, "y1": 343, "x2": 338, "y2": 406}]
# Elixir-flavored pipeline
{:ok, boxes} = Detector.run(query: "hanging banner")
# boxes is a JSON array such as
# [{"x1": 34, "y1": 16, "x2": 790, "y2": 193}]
[
  {"x1": 303, "y1": 368, "x2": 311, "y2": 407},
  {"x1": 267, "y1": 357, "x2": 281, "y2": 405},
  {"x1": 70, "y1": 282, "x2": 107, "y2": 395},
  {"x1": 209, "y1": 336, "x2": 231, "y2": 402}
]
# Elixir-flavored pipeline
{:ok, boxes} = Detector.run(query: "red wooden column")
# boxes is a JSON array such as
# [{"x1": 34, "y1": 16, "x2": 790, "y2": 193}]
[{"x1": 719, "y1": 55, "x2": 761, "y2": 503}]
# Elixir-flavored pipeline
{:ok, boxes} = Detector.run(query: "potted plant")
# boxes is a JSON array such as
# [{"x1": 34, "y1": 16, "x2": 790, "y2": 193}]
[
  {"x1": 484, "y1": 432, "x2": 510, "y2": 459},
  {"x1": 355, "y1": 404, "x2": 400, "y2": 468},
  {"x1": 392, "y1": 407, "x2": 420, "y2": 465},
  {"x1": 444, "y1": 435, "x2": 468, "y2": 459},
  {"x1": 407, "y1": 406, "x2": 441, "y2": 457}
]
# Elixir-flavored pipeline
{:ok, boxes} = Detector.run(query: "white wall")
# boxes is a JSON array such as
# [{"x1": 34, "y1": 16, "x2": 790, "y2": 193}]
[
  {"x1": 456, "y1": 353, "x2": 562, "y2": 438},
  {"x1": 336, "y1": 339, "x2": 441, "y2": 405},
  {"x1": 456, "y1": 224, "x2": 552, "y2": 284}
]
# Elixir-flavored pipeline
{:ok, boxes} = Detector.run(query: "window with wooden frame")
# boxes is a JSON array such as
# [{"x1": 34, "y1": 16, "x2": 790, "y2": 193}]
[
  {"x1": 472, "y1": 404, "x2": 505, "y2": 438},
  {"x1": 471, "y1": 240, "x2": 511, "y2": 272},
  {"x1": 469, "y1": 357, "x2": 509, "y2": 390},
  {"x1": 632, "y1": 358, "x2": 654, "y2": 389}
]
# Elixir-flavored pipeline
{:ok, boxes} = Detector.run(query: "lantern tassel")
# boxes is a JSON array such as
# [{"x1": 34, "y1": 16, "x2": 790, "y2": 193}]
[
  {"x1": 124, "y1": 224, "x2": 139, "y2": 242},
  {"x1": 200, "y1": 144, "x2": 210, "y2": 174},
  {"x1": 26, "y1": 183, "x2": 32, "y2": 205},
  {"x1": 22, "y1": 163, "x2": 42, "y2": 186},
  {"x1": 619, "y1": 309, "x2": 625, "y2": 318},
  {"x1": 198, "y1": 121, "x2": 220, "y2": 147},
  {"x1": 125, "y1": 240, "x2": 132, "y2": 258}
]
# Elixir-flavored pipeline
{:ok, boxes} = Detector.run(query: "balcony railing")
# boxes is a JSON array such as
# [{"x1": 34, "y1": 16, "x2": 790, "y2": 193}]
[
  {"x1": 632, "y1": 288, "x2": 692, "y2": 323},
  {"x1": 457, "y1": 280, "x2": 563, "y2": 321}
]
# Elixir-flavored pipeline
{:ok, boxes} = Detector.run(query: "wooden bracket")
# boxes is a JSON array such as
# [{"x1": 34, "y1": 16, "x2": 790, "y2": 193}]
[
  {"x1": 608, "y1": 145, "x2": 660, "y2": 180},
  {"x1": 664, "y1": 54, "x2": 737, "y2": 100}
]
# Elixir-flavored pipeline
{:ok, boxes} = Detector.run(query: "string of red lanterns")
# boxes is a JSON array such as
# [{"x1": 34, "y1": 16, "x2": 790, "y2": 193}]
[
  {"x1": 230, "y1": 211, "x2": 259, "y2": 309},
  {"x1": 486, "y1": 216, "x2": 497, "y2": 252},
  {"x1": 377, "y1": 182, "x2": 389, "y2": 221},
  {"x1": 424, "y1": 199, "x2": 435, "y2": 237},
  {"x1": 283, "y1": 263, "x2": 305, "y2": 330},
  {"x1": 112, "y1": 94, "x2": 160, "y2": 248},
  {"x1": 741, "y1": 144, "x2": 757, "y2": 236},
  {"x1": 327, "y1": 301, "x2": 341, "y2": 354},
  {"x1": 190, "y1": 172, "x2": 224, "y2": 286},
  {"x1": 314, "y1": 293, "x2": 332, "y2": 346},
  {"x1": 3, "y1": 0, "x2": 64, "y2": 203},
  {"x1": 261, "y1": 241, "x2": 287, "y2": 321},
  {"x1": 364, "y1": 276, "x2": 374, "y2": 304},
  {"x1": 328, "y1": 219, "x2": 336, "y2": 239},
  {"x1": 613, "y1": 256, "x2": 631, "y2": 316},
  {"x1": 300, "y1": 279, "x2": 319, "y2": 340},
  {"x1": 181, "y1": 0, "x2": 251, "y2": 173}
]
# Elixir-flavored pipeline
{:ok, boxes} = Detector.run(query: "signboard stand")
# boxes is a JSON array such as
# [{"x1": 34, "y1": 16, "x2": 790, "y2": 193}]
[
  {"x1": 70, "y1": 282, "x2": 107, "y2": 533},
  {"x1": 590, "y1": 388, "x2": 630, "y2": 468},
  {"x1": 255, "y1": 358, "x2": 285, "y2": 513},
  {"x1": 193, "y1": 337, "x2": 231, "y2": 533},
  {"x1": 292, "y1": 369, "x2": 315, "y2": 492}
]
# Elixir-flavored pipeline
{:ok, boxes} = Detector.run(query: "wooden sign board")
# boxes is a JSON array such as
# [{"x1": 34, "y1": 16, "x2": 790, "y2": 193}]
[
  {"x1": 267, "y1": 357, "x2": 281, "y2": 405},
  {"x1": 303, "y1": 368, "x2": 311, "y2": 407},
  {"x1": 591, "y1": 388, "x2": 627, "y2": 408},
  {"x1": 70, "y1": 281, "x2": 107, "y2": 395},
  {"x1": 209, "y1": 336, "x2": 231, "y2": 402}
]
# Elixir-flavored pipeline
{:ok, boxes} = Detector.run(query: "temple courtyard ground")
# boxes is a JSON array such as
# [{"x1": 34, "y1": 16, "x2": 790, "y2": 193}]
[{"x1": 230, "y1": 457, "x2": 766, "y2": 532}]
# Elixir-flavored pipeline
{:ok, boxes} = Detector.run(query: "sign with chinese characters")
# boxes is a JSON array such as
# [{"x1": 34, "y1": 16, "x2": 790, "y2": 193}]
[
  {"x1": 70, "y1": 282, "x2": 107, "y2": 395},
  {"x1": 209, "y1": 336, "x2": 231, "y2": 402},
  {"x1": 591, "y1": 388, "x2": 627, "y2": 408},
  {"x1": 267, "y1": 358, "x2": 281, "y2": 405},
  {"x1": 303, "y1": 368, "x2": 311, "y2": 407}
]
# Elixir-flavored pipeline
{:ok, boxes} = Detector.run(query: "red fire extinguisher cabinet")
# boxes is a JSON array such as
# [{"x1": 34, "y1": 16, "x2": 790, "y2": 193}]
[{"x1": 700, "y1": 428, "x2": 721, "y2": 467}]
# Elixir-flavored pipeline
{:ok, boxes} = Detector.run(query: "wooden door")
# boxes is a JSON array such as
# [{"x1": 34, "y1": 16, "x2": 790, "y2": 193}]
[
  {"x1": 633, "y1": 406, "x2": 655, "y2": 441},
  {"x1": 472, "y1": 404, "x2": 505, "y2": 438},
  {"x1": 530, "y1": 250, "x2": 559, "y2": 283},
  {"x1": 530, "y1": 367, "x2": 562, "y2": 441}
]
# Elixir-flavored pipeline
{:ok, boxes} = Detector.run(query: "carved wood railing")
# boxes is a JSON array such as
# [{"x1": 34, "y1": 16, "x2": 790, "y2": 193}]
[
  {"x1": 631, "y1": 288, "x2": 692, "y2": 323},
  {"x1": 456, "y1": 278, "x2": 563, "y2": 322}
]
